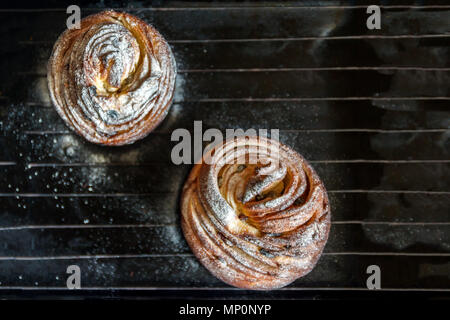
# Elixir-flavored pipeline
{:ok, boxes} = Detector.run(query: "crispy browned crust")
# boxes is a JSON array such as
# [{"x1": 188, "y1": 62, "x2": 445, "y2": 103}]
[
  {"x1": 47, "y1": 10, "x2": 176, "y2": 146},
  {"x1": 180, "y1": 136, "x2": 331, "y2": 290}
]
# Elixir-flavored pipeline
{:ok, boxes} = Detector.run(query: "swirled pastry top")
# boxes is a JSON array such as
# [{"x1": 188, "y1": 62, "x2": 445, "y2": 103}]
[
  {"x1": 47, "y1": 11, "x2": 176, "y2": 145},
  {"x1": 181, "y1": 136, "x2": 331, "y2": 290}
]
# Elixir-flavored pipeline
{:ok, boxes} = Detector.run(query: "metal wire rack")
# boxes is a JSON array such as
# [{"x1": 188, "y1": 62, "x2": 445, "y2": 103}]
[{"x1": 0, "y1": 0, "x2": 448, "y2": 299}]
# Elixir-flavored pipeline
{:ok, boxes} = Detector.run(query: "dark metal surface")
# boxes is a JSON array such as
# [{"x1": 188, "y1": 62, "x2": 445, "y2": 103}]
[{"x1": 0, "y1": 1, "x2": 449, "y2": 298}]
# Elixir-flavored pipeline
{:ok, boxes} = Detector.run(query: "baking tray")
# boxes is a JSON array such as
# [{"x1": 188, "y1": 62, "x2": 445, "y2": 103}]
[{"x1": 0, "y1": 0, "x2": 448, "y2": 299}]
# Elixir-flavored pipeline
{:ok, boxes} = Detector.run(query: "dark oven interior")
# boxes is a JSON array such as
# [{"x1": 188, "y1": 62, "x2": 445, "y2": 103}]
[{"x1": 0, "y1": 0, "x2": 449, "y2": 299}]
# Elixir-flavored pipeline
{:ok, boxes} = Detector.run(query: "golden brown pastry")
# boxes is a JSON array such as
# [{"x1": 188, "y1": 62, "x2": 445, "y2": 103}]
[
  {"x1": 47, "y1": 10, "x2": 176, "y2": 145},
  {"x1": 181, "y1": 136, "x2": 331, "y2": 290}
]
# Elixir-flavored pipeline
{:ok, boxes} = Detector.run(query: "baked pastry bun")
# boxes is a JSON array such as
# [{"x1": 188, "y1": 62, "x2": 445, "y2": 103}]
[
  {"x1": 181, "y1": 136, "x2": 331, "y2": 290},
  {"x1": 47, "y1": 10, "x2": 176, "y2": 145}
]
